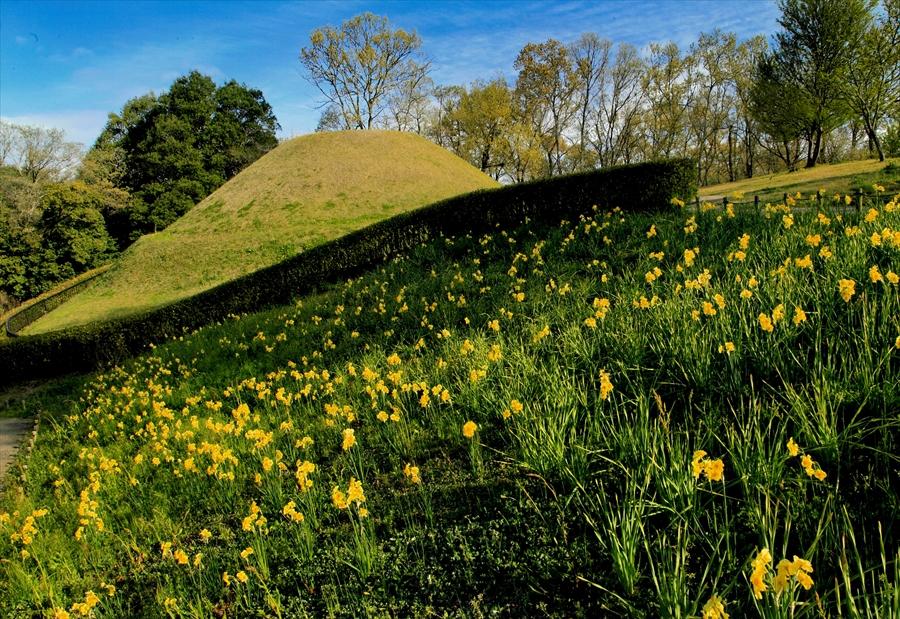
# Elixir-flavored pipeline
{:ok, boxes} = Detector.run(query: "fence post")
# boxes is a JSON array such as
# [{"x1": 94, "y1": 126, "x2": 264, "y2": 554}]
[
  {"x1": 695, "y1": 196, "x2": 700, "y2": 213},
  {"x1": 754, "y1": 195, "x2": 759, "y2": 214},
  {"x1": 722, "y1": 196, "x2": 728, "y2": 211},
  {"x1": 783, "y1": 192, "x2": 788, "y2": 206},
  {"x1": 856, "y1": 188, "x2": 862, "y2": 214}
]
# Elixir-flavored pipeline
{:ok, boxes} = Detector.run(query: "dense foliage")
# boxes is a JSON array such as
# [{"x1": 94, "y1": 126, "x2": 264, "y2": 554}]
[
  {"x1": 0, "y1": 73, "x2": 279, "y2": 312},
  {"x1": 0, "y1": 159, "x2": 695, "y2": 385},
  {"x1": 1, "y1": 182, "x2": 896, "y2": 617},
  {"x1": 93, "y1": 71, "x2": 280, "y2": 238}
]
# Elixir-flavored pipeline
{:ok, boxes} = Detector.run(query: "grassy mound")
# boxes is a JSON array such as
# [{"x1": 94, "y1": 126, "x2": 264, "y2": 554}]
[
  {"x1": 26, "y1": 131, "x2": 498, "y2": 334},
  {"x1": 1, "y1": 190, "x2": 897, "y2": 616}
]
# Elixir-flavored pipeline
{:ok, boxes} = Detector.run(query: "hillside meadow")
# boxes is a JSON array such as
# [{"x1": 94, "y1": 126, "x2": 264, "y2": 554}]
[
  {"x1": 1, "y1": 188, "x2": 898, "y2": 617},
  {"x1": 25, "y1": 131, "x2": 498, "y2": 335}
]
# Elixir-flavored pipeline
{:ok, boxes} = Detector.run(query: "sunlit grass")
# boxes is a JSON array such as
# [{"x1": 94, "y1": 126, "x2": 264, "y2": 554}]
[
  {"x1": 27, "y1": 131, "x2": 498, "y2": 334},
  {"x1": 2, "y1": 191, "x2": 898, "y2": 617}
]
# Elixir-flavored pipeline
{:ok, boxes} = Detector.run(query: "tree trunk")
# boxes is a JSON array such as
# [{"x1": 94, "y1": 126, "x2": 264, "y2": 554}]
[
  {"x1": 727, "y1": 126, "x2": 735, "y2": 183},
  {"x1": 864, "y1": 119, "x2": 885, "y2": 162},
  {"x1": 806, "y1": 127, "x2": 822, "y2": 168}
]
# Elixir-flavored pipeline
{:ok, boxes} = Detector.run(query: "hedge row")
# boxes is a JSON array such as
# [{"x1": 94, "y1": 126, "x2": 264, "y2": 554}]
[
  {"x1": 0, "y1": 158, "x2": 695, "y2": 387},
  {"x1": 4, "y1": 264, "x2": 113, "y2": 336}
]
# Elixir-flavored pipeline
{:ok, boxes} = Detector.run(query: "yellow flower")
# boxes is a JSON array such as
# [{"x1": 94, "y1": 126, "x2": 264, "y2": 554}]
[
  {"x1": 693, "y1": 450, "x2": 724, "y2": 481},
  {"x1": 332, "y1": 486, "x2": 349, "y2": 509},
  {"x1": 792, "y1": 307, "x2": 807, "y2": 326},
  {"x1": 53, "y1": 609, "x2": 71, "y2": 619},
  {"x1": 701, "y1": 594, "x2": 729, "y2": 619},
  {"x1": 839, "y1": 279, "x2": 856, "y2": 302},
  {"x1": 758, "y1": 313, "x2": 774, "y2": 333},
  {"x1": 173, "y1": 549, "x2": 189, "y2": 565},
  {"x1": 750, "y1": 548, "x2": 773, "y2": 599},
  {"x1": 702, "y1": 301, "x2": 717, "y2": 316},
  {"x1": 347, "y1": 477, "x2": 366, "y2": 505},
  {"x1": 787, "y1": 437, "x2": 800, "y2": 457},
  {"x1": 403, "y1": 463, "x2": 421, "y2": 484},
  {"x1": 782, "y1": 214, "x2": 794, "y2": 229},
  {"x1": 718, "y1": 341, "x2": 735, "y2": 354},
  {"x1": 805, "y1": 233, "x2": 821, "y2": 247},
  {"x1": 869, "y1": 265, "x2": 884, "y2": 283},
  {"x1": 223, "y1": 571, "x2": 231, "y2": 586},
  {"x1": 236, "y1": 570, "x2": 249, "y2": 584},
  {"x1": 341, "y1": 428, "x2": 356, "y2": 451},
  {"x1": 771, "y1": 304, "x2": 785, "y2": 323},
  {"x1": 740, "y1": 289, "x2": 753, "y2": 300},
  {"x1": 164, "y1": 597, "x2": 178, "y2": 611},
  {"x1": 462, "y1": 420, "x2": 478, "y2": 439},
  {"x1": 692, "y1": 450, "x2": 707, "y2": 478},
  {"x1": 584, "y1": 316, "x2": 597, "y2": 328},
  {"x1": 705, "y1": 458, "x2": 724, "y2": 481},
  {"x1": 646, "y1": 224, "x2": 657, "y2": 238},
  {"x1": 510, "y1": 399, "x2": 524, "y2": 414},
  {"x1": 598, "y1": 369, "x2": 614, "y2": 401}
]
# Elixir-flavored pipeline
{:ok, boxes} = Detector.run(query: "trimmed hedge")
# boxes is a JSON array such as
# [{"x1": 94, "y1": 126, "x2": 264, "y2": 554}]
[
  {"x1": 4, "y1": 264, "x2": 113, "y2": 336},
  {"x1": 0, "y1": 158, "x2": 695, "y2": 387}
]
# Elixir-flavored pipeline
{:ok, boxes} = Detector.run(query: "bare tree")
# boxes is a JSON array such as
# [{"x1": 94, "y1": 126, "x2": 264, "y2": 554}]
[
  {"x1": 300, "y1": 13, "x2": 430, "y2": 131},
  {"x1": 6, "y1": 123, "x2": 82, "y2": 183}
]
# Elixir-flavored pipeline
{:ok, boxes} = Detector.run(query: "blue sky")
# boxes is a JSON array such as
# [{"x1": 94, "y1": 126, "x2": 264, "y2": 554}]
[{"x1": 0, "y1": 0, "x2": 781, "y2": 148}]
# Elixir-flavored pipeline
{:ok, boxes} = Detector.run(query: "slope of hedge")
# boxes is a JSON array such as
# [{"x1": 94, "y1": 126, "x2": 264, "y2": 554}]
[{"x1": 0, "y1": 159, "x2": 695, "y2": 387}]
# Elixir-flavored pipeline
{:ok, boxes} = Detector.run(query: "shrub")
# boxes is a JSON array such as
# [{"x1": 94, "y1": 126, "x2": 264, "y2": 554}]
[{"x1": 0, "y1": 159, "x2": 695, "y2": 386}]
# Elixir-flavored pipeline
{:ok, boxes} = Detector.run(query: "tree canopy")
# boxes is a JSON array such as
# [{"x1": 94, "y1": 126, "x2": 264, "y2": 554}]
[
  {"x1": 300, "y1": 13, "x2": 430, "y2": 130},
  {"x1": 92, "y1": 71, "x2": 279, "y2": 235}
]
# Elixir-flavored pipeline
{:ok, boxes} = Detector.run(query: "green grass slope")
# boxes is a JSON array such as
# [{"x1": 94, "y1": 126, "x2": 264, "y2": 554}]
[
  {"x1": 700, "y1": 157, "x2": 900, "y2": 203},
  {"x1": 27, "y1": 131, "x2": 498, "y2": 334},
  {"x1": 2, "y1": 192, "x2": 898, "y2": 616}
]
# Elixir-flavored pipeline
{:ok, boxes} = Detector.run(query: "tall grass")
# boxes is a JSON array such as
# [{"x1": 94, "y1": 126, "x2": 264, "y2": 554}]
[{"x1": 1, "y1": 190, "x2": 898, "y2": 617}]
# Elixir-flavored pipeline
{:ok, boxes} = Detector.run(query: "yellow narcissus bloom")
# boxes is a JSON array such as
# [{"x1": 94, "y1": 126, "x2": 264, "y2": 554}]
[
  {"x1": 598, "y1": 369, "x2": 614, "y2": 401},
  {"x1": 782, "y1": 214, "x2": 794, "y2": 229},
  {"x1": 718, "y1": 341, "x2": 735, "y2": 354},
  {"x1": 869, "y1": 265, "x2": 884, "y2": 283},
  {"x1": 332, "y1": 486, "x2": 349, "y2": 510},
  {"x1": 173, "y1": 549, "x2": 189, "y2": 565},
  {"x1": 701, "y1": 594, "x2": 729, "y2": 619},
  {"x1": 341, "y1": 428, "x2": 356, "y2": 451},
  {"x1": 462, "y1": 420, "x2": 478, "y2": 439},
  {"x1": 403, "y1": 463, "x2": 421, "y2": 484},
  {"x1": 758, "y1": 313, "x2": 774, "y2": 333},
  {"x1": 510, "y1": 400, "x2": 524, "y2": 414},
  {"x1": 839, "y1": 279, "x2": 856, "y2": 302},
  {"x1": 702, "y1": 301, "x2": 717, "y2": 316},
  {"x1": 53, "y1": 609, "x2": 70, "y2": 619},
  {"x1": 236, "y1": 570, "x2": 248, "y2": 584},
  {"x1": 750, "y1": 548, "x2": 773, "y2": 599},
  {"x1": 771, "y1": 304, "x2": 785, "y2": 323},
  {"x1": 787, "y1": 437, "x2": 800, "y2": 457},
  {"x1": 792, "y1": 307, "x2": 807, "y2": 326},
  {"x1": 692, "y1": 451, "x2": 724, "y2": 481}
]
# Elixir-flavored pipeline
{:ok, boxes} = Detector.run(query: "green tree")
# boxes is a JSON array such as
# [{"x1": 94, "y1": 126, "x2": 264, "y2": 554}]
[
  {"x1": 92, "y1": 72, "x2": 278, "y2": 236},
  {"x1": 770, "y1": 0, "x2": 873, "y2": 167},
  {"x1": 300, "y1": 13, "x2": 430, "y2": 130},
  {"x1": 750, "y1": 53, "x2": 808, "y2": 171},
  {"x1": 39, "y1": 181, "x2": 113, "y2": 273},
  {"x1": 514, "y1": 39, "x2": 579, "y2": 176},
  {"x1": 449, "y1": 80, "x2": 513, "y2": 177},
  {"x1": 844, "y1": 0, "x2": 900, "y2": 161}
]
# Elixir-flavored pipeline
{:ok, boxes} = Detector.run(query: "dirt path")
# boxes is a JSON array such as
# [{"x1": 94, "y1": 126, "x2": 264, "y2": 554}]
[{"x1": 0, "y1": 417, "x2": 35, "y2": 486}]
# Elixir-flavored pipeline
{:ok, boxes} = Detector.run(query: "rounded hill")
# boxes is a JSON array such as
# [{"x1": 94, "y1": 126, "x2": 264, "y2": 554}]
[{"x1": 27, "y1": 131, "x2": 499, "y2": 333}]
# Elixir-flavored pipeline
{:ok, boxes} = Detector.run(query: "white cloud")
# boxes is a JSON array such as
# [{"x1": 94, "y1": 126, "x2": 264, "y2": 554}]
[{"x1": 1, "y1": 110, "x2": 108, "y2": 149}]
